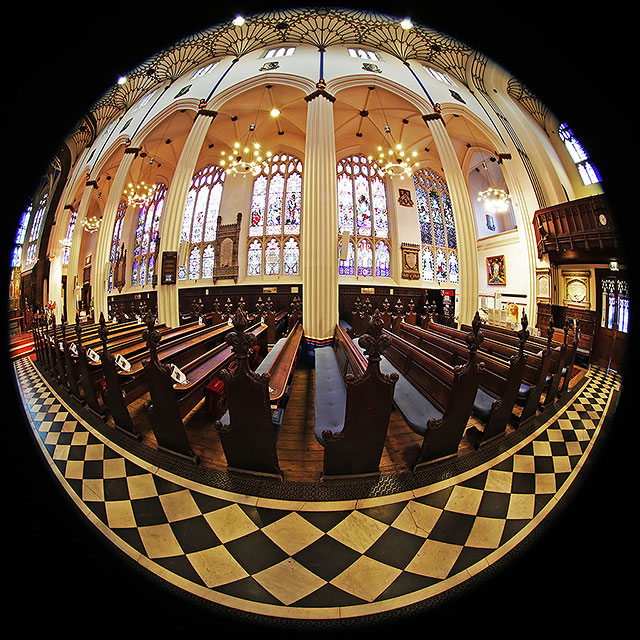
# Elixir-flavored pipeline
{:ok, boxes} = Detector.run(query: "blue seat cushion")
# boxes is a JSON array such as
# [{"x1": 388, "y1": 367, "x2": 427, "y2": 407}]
[
  {"x1": 313, "y1": 347, "x2": 347, "y2": 446},
  {"x1": 354, "y1": 342, "x2": 442, "y2": 436},
  {"x1": 518, "y1": 383, "x2": 531, "y2": 398},
  {"x1": 256, "y1": 336, "x2": 287, "y2": 374},
  {"x1": 473, "y1": 388, "x2": 497, "y2": 421}
]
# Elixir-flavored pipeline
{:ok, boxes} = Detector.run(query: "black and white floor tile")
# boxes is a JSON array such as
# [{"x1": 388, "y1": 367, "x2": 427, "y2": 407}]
[{"x1": 12, "y1": 357, "x2": 625, "y2": 629}]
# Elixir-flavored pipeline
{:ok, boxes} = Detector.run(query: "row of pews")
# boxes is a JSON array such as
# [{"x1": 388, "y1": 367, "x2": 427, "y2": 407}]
[
  {"x1": 30, "y1": 298, "x2": 301, "y2": 470},
  {"x1": 313, "y1": 304, "x2": 582, "y2": 479},
  {"x1": 29, "y1": 293, "x2": 581, "y2": 483}
]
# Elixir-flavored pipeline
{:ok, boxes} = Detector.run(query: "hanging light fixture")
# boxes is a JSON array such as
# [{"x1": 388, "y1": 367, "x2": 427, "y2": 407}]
[
  {"x1": 369, "y1": 89, "x2": 419, "y2": 179},
  {"x1": 219, "y1": 85, "x2": 274, "y2": 177},
  {"x1": 80, "y1": 214, "x2": 101, "y2": 233},
  {"x1": 477, "y1": 160, "x2": 511, "y2": 213},
  {"x1": 123, "y1": 179, "x2": 156, "y2": 208}
]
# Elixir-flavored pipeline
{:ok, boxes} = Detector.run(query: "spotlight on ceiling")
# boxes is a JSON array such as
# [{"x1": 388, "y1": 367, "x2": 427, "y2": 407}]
[
  {"x1": 232, "y1": 15, "x2": 245, "y2": 26},
  {"x1": 400, "y1": 18, "x2": 413, "y2": 30},
  {"x1": 117, "y1": 76, "x2": 127, "y2": 85},
  {"x1": 270, "y1": 108, "x2": 281, "y2": 118}
]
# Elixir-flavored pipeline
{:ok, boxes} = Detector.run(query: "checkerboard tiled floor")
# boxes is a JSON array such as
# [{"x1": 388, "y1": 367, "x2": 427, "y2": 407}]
[{"x1": 13, "y1": 357, "x2": 621, "y2": 622}]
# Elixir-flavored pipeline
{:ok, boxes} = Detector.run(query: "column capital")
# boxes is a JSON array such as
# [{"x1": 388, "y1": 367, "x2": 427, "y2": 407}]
[
  {"x1": 422, "y1": 112, "x2": 444, "y2": 125},
  {"x1": 305, "y1": 80, "x2": 336, "y2": 103}
]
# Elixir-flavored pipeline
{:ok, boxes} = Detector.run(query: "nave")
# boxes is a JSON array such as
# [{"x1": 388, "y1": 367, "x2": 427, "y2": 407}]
[{"x1": 11, "y1": 345, "x2": 625, "y2": 630}]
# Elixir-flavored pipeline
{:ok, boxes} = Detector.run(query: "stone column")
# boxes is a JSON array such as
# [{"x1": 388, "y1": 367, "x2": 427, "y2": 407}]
[
  {"x1": 90, "y1": 152, "x2": 136, "y2": 321},
  {"x1": 301, "y1": 82, "x2": 339, "y2": 347},
  {"x1": 156, "y1": 111, "x2": 217, "y2": 328},
  {"x1": 423, "y1": 113, "x2": 478, "y2": 327},
  {"x1": 66, "y1": 183, "x2": 95, "y2": 321}
]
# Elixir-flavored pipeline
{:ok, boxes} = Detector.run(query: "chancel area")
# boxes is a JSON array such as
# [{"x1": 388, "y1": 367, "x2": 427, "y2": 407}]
[{"x1": 7, "y1": 7, "x2": 629, "y2": 627}]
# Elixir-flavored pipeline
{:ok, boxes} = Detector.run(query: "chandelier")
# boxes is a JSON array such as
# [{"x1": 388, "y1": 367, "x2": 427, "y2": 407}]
[
  {"x1": 478, "y1": 186, "x2": 511, "y2": 214},
  {"x1": 375, "y1": 143, "x2": 419, "y2": 179},
  {"x1": 220, "y1": 143, "x2": 272, "y2": 177},
  {"x1": 219, "y1": 85, "x2": 276, "y2": 177},
  {"x1": 123, "y1": 180, "x2": 156, "y2": 208},
  {"x1": 80, "y1": 215, "x2": 101, "y2": 233}
]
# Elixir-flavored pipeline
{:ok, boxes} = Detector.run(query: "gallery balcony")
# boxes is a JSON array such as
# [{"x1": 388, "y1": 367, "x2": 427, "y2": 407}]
[{"x1": 532, "y1": 194, "x2": 620, "y2": 264}]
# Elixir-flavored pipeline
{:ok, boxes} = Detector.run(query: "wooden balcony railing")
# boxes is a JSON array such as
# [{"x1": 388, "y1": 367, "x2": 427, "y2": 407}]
[{"x1": 532, "y1": 194, "x2": 618, "y2": 259}]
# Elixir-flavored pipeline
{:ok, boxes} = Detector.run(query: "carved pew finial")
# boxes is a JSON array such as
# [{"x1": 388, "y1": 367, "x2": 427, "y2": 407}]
[
  {"x1": 226, "y1": 308, "x2": 257, "y2": 360},
  {"x1": 142, "y1": 311, "x2": 161, "y2": 357},
  {"x1": 517, "y1": 311, "x2": 530, "y2": 352},
  {"x1": 358, "y1": 309, "x2": 391, "y2": 367},
  {"x1": 466, "y1": 311, "x2": 485, "y2": 359},
  {"x1": 546, "y1": 316, "x2": 555, "y2": 350},
  {"x1": 98, "y1": 311, "x2": 109, "y2": 347}
]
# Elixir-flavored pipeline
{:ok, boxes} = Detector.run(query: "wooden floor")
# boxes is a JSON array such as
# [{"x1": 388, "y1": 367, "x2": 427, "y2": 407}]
[{"x1": 120, "y1": 357, "x2": 578, "y2": 483}]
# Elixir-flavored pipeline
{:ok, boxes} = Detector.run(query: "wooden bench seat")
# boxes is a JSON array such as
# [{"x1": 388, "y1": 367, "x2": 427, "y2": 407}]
[
  {"x1": 397, "y1": 318, "x2": 528, "y2": 447},
  {"x1": 349, "y1": 314, "x2": 484, "y2": 469},
  {"x1": 211, "y1": 314, "x2": 303, "y2": 479},
  {"x1": 314, "y1": 313, "x2": 397, "y2": 480}
]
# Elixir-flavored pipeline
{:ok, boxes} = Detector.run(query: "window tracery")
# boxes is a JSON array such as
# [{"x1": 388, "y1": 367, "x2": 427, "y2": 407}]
[
  {"x1": 413, "y1": 168, "x2": 458, "y2": 284},
  {"x1": 179, "y1": 164, "x2": 225, "y2": 281},
  {"x1": 337, "y1": 155, "x2": 390, "y2": 278},
  {"x1": 246, "y1": 153, "x2": 302, "y2": 277},
  {"x1": 131, "y1": 183, "x2": 167, "y2": 286}
]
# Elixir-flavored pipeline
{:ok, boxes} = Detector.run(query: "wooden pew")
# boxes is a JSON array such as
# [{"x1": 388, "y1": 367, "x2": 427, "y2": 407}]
[
  {"x1": 212, "y1": 311, "x2": 303, "y2": 479},
  {"x1": 99, "y1": 318, "x2": 245, "y2": 434},
  {"x1": 385, "y1": 316, "x2": 483, "y2": 469},
  {"x1": 314, "y1": 311, "x2": 398, "y2": 480},
  {"x1": 423, "y1": 316, "x2": 557, "y2": 425},
  {"x1": 397, "y1": 314, "x2": 528, "y2": 447}
]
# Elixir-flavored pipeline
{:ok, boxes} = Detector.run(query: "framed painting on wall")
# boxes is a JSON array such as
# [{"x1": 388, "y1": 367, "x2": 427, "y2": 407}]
[{"x1": 487, "y1": 255, "x2": 506, "y2": 285}]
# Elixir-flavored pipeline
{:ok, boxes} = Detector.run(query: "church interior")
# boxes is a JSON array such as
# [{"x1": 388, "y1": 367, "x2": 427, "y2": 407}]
[{"x1": 5, "y1": 5, "x2": 634, "y2": 634}]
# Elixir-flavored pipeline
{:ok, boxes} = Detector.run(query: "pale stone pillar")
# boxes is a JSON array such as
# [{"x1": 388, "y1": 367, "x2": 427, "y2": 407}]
[
  {"x1": 423, "y1": 113, "x2": 479, "y2": 326},
  {"x1": 90, "y1": 152, "x2": 136, "y2": 321},
  {"x1": 301, "y1": 83, "x2": 339, "y2": 344},
  {"x1": 155, "y1": 112, "x2": 217, "y2": 328},
  {"x1": 66, "y1": 184, "x2": 95, "y2": 321}
]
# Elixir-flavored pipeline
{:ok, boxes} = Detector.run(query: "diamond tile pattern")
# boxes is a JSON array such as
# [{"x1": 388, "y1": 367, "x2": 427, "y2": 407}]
[{"x1": 13, "y1": 357, "x2": 621, "y2": 619}]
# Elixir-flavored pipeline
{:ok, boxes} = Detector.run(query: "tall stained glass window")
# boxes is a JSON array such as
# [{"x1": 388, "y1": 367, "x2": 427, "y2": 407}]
[
  {"x1": 108, "y1": 201, "x2": 127, "y2": 291},
  {"x1": 559, "y1": 122, "x2": 602, "y2": 186},
  {"x1": 25, "y1": 193, "x2": 48, "y2": 265},
  {"x1": 413, "y1": 168, "x2": 458, "y2": 284},
  {"x1": 247, "y1": 153, "x2": 302, "y2": 277},
  {"x1": 61, "y1": 208, "x2": 78, "y2": 265},
  {"x1": 179, "y1": 164, "x2": 225, "y2": 280},
  {"x1": 337, "y1": 155, "x2": 390, "y2": 278},
  {"x1": 131, "y1": 183, "x2": 167, "y2": 286},
  {"x1": 11, "y1": 201, "x2": 32, "y2": 268}
]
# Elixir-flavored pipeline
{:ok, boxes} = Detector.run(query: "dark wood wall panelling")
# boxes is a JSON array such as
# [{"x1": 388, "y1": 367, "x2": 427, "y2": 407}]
[
  {"x1": 339, "y1": 285, "x2": 454, "y2": 325},
  {"x1": 107, "y1": 291, "x2": 158, "y2": 320},
  {"x1": 536, "y1": 302, "x2": 596, "y2": 340},
  {"x1": 178, "y1": 285, "x2": 303, "y2": 321}
]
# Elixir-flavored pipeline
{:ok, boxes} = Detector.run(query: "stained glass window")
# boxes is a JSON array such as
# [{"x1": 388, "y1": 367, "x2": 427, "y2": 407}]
[
  {"x1": 202, "y1": 244, "x2": 215, "y2": 278},
  {"x1": 61, "y1": 209, "x2": 78, "y2": 265},
  {"x1": 11, "y1": 201, "x2": 32, "y2": 268},
  {"x1": 375, "y1": 241, "x2": 390, "y2": 277},
  {"x1": 179, "y1": 164, "x2": 225, "y2": 280},
  {"x1": 265, "y1": 238, "x2": 280, "y2": 275},
  {"x1": 422, "y1": 246, "x2": 434, "y2": 281},
  {"x1": 132, "y1": 183, "x2": 166, "y2": 285},
  {"x1": 357, "y1": 238, "x2": 373, "y2": 277},
  {"x1": 247, "y1": 239, "x2": 262, "y2": 276},
  {"x1": 107, "y1": 201, "x2": 127, "y2": 290},
  {"x1": 25, "y1": 193, "x2": 48, "y2": 265},
  {"x1": 337, "y1": 155, "x2": 390, "y2": 278},
  {"x1": 338, "y1": 240, "x2": 355, "y2": 276},
  {"x1": 283, "y1": 238, "x2": 300, "y2": 275},
  {"x1": 559, "y1": 122, "x2": 601, "y2": 186},
  {"x1": 413, "y1": 168, "x2": 458, "y2": 285},
  {"x1": 247, "y1": 153, "x2": 302, "y2": 277}
]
